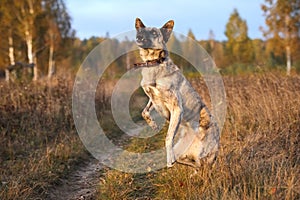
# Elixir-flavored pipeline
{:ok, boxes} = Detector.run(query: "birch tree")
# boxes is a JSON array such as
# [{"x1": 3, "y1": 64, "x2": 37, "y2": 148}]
[
  {"x1": 14, "y1": 0, "x2": 42, "y2": 80},
  {"x1": 0, "y1": 0, "x2": 17, "y2": 81},
  {"x1": 262, "y1": 0, "x2": 300, "y2": 75},
  {"x1": 43, "y1": 0, "x2": 72, "y2": 78}
]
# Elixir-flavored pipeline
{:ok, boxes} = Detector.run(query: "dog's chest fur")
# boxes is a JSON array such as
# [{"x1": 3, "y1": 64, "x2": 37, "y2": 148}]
[
  {"x1": 140, "y1": 57, "x2": 204, "y2": 123},
  {"x1": 141, "y1": 62, "x2": 178, "y2": 120},
  {"x1": 139, "y1": 48, "x2": 165, "y2": 62}
]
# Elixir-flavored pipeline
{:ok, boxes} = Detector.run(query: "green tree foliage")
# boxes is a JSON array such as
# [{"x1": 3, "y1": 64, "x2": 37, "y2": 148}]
[
  {"x1": 167, "y1": 34, "x2": 183, "y2": 69},
  {"x1": 205, "y1": 30, "x2": 215, "y2": 55},
  {"x1": 225, "y1": 9, "x2": 254, "y2": 66},
  {"x1": 261, "y1": 0, "x2": 300, "y2": 75},
  {"x1": 252, "y1": 39, "x2": 266, "y2": 66},
  {"x1": 183, "y1": 29, "x2": 197, "y2": 56},
  {"x1": 182, "y1": 29, "x2": 201, "y2": 72},
  {"x1": 201, "y1": 30, "x2": 225, "y2": 68}
]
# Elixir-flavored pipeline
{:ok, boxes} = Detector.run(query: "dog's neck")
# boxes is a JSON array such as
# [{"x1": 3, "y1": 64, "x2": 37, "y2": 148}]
[{"x1": 134, "y1": 48, "x2": 168, "y2": 69}]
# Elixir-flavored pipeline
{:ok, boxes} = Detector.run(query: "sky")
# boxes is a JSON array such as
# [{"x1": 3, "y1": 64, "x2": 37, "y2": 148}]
[{"x1": 65, "y1": 0, "x2": 266, "y2": 41}]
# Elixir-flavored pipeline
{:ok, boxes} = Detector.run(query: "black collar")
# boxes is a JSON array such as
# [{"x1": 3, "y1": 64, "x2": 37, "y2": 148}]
[
  {"x1": 133, "y1": 49, "x2": 168, "y2": 69},
  {"x1": 133, "y1": 57, "x2": 166, "y2": 69}
]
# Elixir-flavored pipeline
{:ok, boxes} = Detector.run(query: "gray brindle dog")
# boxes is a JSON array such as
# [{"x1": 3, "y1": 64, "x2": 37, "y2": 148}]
[{"x1": 135, "y1": 18, "x2": 220, "y2": 168}]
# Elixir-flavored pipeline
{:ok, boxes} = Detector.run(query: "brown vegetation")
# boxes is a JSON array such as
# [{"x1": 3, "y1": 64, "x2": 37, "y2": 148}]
[
  {"x1": 0, "y1": 72, "x2": 299, "y2": 199},
  {"x1": 0, "y1": 78, "x2": 88, "y2": 199},
  {"x1": 98, "y1": 72, "x2": 300, "y2": 199}
]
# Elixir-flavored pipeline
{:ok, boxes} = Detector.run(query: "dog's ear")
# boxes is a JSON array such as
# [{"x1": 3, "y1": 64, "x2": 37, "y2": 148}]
[
  {"x1": 160, "y1": 20, "x2": 174, "y2": 42},
  {"x1": 135, "y1": 18, "x2": 146, "y2": 29}
]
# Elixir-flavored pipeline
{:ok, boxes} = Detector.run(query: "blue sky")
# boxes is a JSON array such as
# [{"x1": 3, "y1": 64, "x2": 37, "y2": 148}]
[{"x1": 66, "y1": 0, "x2": 266, "y2": 41}]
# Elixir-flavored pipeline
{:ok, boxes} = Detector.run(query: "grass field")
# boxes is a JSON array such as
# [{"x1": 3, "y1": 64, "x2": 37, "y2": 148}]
[
  {"x1": 97, "y1": 72, "x2": 300, "y2": 199},
  {"x1": 0, "y1": 72, "x2": 299, "y2": 199},
  {"x1": 0, "y1": 78, "x2": 89, "y2": 199}
]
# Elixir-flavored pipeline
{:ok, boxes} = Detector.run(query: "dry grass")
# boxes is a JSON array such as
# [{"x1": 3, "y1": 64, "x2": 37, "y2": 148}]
[
  {"x1": 0, "y1": 72, "x2": 299, "y2": 199},
  {"x1": 98, "y1": 72, "x2": 300, "y2": 200},
  {"x1": 0, "y1": 78, "x2": 88, "y2": 199}
]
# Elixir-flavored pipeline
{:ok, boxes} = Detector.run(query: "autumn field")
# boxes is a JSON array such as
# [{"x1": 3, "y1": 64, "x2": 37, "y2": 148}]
[
  {"x1": 0, "y1": 71, "x2": 300, "y2": 199},
  {"x1": 0, "y1": 78, "x2": 89, "y2": 199},
  {"x1": 1, "y1": 0, "x2": 300, "y2": 199},
  {"x1": 97, "y1": 72, "x2": 300, "y2": 200}
]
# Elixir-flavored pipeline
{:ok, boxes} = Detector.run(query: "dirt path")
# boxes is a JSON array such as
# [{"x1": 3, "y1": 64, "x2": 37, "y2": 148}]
[
  {"x1": 47, "y1": 120, "x2": 145, "y2": 199},
  {"x1": 47, "y1": 159, "x2": 103, "y2": 200},
  {"x1": 47, "y1": 135, "x2": 131, "y2": 199}
]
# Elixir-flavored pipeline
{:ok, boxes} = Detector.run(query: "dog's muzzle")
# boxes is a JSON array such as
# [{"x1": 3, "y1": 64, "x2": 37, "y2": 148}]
[{"x1": 136, "y1": 35, "x2": 152, "y2": 48}]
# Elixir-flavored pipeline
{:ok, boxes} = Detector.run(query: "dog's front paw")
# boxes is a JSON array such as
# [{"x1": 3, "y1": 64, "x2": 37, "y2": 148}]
[
  {"x1": 166, "y1": 151, "x2": 176, "y2": 168},
  {"x1": 167, "y1": 162, "x2": 174, "y2": 168}
]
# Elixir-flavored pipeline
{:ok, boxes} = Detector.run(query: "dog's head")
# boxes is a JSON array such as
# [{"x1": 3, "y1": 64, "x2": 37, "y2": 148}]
[{"x1": 135, "y1": 18, "x2": 174, "y2": 49}]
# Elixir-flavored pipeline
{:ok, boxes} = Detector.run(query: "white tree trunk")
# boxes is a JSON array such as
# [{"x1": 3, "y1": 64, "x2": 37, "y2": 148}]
[
  {"x1": 8, "y1": 35, "x2": 15, "y2": 65},
  {"x1": 284, "y1": 15, "x2": 292, "y2": 76},
  {"x1": 25, "y1": 24, "x2": 37, "y2": 80},
  {"x1": 6, "y1": 34, "x2": 15, "y2": 81},
  {"x1": 33, "y1": 56, "x2": 38, "y2": 81},
  {"x1": 48, "y1": 44, "x2": 54, "y2": 78},
  {"x1": 5, "y1": 69, "x2": 10, "y2": 82},
  {"x1": 25, "y1": 29, "x2": 34, "y2": 63},
  {"x1": 286, "y1": 45, "x2": 291, "y2": 76}
]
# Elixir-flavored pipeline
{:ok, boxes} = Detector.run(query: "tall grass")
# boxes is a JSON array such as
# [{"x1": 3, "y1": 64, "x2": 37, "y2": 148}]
[
  {"x1": 0, "y1": 72, "x2": 299, "y2": 199},
  {"x1": 0, "y1": 78, "x2": 88, "y2": 199},
  {"x1": 98, "y1": 72, "x2": 300, "y2": 199}
]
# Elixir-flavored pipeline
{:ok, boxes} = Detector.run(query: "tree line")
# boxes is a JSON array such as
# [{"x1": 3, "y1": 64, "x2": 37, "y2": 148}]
[
  {"x1": 70, "y1": 4, "x2": 300, "y2": 76},
  {"x1": 0, "y1": 0, "x2": 299, "y2": 81},
  {"x1": 200, "y1": 2, "x2": 300, "y2": 75}
]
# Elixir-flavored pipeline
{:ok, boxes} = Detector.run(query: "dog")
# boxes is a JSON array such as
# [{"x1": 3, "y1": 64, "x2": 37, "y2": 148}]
[{"x1": 134, "y1": 18, "x2": 220, "y2": 168}]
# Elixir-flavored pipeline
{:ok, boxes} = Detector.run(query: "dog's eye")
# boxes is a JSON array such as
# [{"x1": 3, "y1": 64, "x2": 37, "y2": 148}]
[{"x1": 152, "y1": 31, "x2": 158, "y2": 38}]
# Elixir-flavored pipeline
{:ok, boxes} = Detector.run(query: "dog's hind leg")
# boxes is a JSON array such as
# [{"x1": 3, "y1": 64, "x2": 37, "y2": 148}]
[{"x1": 142, "y1": 100, "x2": 159, "y2": 131}]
